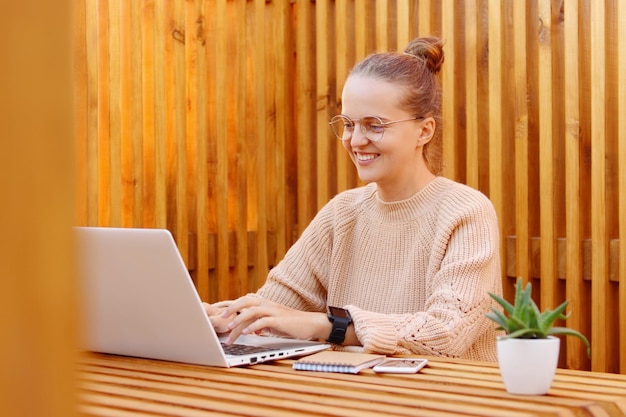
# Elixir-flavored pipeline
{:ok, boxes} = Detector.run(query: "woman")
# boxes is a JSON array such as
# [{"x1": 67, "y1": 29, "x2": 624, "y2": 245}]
[{"x1": 205, "y1": 36, "x2": 502, "y2": 361}]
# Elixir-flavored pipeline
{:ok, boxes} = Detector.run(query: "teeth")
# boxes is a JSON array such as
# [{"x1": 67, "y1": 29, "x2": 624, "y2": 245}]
[{"x1": 356, "y1": 153, "x2": 378, "y2": 161}]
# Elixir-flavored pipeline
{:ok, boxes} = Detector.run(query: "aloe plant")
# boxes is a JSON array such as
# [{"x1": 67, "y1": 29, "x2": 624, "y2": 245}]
[{"x1": 486, "y1": 278, "x2": 591, "y2": 357}]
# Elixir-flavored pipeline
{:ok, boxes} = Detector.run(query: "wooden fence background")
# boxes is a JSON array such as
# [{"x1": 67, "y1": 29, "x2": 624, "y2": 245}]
[{"x1": 74, "y1": 0, "x2": 625, "y2": 373}]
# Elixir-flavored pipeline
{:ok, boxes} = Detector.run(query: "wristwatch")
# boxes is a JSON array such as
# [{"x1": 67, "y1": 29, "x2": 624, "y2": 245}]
[{"x1": 327, "y1": 306, "x2": 352, "y2": 344}]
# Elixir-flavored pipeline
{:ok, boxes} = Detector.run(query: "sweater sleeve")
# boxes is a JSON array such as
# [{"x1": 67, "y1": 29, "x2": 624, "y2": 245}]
[
  {"x1": 347, "y1": 192, "x2": 501, "y2": 359},
  {"x1": 255, "y1": 201, "x2": 336, "y2": 312}
]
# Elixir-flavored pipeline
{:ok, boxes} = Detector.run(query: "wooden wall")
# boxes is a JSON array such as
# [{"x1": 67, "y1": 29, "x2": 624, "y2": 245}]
[
  {"x1": 1, "y1": 1, "x2": 78, "y2": 416},
  {"x1": 75, "y1": 0, "x2": 626, "y2": 374}
]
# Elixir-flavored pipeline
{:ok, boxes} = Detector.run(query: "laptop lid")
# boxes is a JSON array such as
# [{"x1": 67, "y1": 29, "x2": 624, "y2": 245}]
[{"x1": 75, "y1": 227, "x2": 329, "y2": 367}]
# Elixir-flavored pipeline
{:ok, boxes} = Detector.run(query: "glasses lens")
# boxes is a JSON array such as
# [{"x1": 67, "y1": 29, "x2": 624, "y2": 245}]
[
  {"x1": 360, "y1": 116, "x2": 384, "y2": 142},
  {"x1": 329, "y1": 115, "x2": 353, "y2": 140}
]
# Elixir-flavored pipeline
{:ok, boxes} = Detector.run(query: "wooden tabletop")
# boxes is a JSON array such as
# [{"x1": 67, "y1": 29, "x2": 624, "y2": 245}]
[{"x1": 79, "y1": 352, "x2": 626, "y2": 417}]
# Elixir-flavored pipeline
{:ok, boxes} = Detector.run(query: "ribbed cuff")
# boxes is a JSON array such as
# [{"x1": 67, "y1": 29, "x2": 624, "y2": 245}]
[{"x1": 346, "y1": 305, "x2": 399, "y2": 354}]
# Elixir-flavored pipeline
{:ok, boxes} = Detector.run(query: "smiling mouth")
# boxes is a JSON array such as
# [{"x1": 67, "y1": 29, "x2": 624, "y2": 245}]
[{"x1": 355, "y1": 152, "x2": 379, "y2": 161}]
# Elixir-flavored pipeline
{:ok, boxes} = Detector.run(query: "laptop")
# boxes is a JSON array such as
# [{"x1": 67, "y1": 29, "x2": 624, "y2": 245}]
[{"x1": 75, "y1": 226, "x2": 330, "y2": 367}]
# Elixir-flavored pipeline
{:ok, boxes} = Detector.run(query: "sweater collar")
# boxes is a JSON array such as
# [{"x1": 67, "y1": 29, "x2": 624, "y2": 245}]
[{"x1": 364, "y1": 176, "x2": 451, "y2": 222}]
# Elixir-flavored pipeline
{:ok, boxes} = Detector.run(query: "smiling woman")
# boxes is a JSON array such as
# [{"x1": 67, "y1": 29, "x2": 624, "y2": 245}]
[{"x1": 205, "y1": 37, "x2": 503, "y2": 363}]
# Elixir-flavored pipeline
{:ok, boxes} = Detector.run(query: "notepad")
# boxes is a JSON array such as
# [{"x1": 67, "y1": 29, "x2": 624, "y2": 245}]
[{"x1": 292, "y1": 351, "x2": 386, "y2": 374}]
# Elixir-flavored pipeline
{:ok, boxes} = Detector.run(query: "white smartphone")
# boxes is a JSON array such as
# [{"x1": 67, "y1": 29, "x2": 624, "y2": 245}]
[{"x1": 372, "y1": 358, "x2": 428, "y2": 374}]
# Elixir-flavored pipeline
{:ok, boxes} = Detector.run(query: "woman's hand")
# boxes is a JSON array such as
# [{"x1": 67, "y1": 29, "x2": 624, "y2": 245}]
[
  {"x1": 202, "y1": 301, "x2": 233, "y2": 333},
  {"x1": 211, "y1": 296, "x2": 330, "y2": 345}
]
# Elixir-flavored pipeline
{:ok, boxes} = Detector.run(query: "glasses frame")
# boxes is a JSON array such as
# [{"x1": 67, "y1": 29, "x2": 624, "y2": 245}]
[{"x1": 329, "y1": 114, "x2": 424, "y2": 142}]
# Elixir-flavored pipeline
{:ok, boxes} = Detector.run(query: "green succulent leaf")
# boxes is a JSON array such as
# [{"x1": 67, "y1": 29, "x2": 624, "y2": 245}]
[{"x1": 485, "y1": 278, "x2": 591, "y2": 358}]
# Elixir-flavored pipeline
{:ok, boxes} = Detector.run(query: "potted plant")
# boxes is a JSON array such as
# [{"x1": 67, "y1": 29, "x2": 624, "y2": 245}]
[{"x1": 486, "y1": 277, "x2": 591, "y2": 395}]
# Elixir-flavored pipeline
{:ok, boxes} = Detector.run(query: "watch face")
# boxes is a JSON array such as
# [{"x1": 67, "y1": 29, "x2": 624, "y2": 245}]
[{"x1": 328, "y1": 306, "x2": 350, "y2": 319}]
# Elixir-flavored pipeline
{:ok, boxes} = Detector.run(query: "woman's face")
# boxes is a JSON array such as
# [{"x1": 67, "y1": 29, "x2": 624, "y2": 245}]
[{"x1": 340, "y1": 75, "x2": 434, "y2": 200}]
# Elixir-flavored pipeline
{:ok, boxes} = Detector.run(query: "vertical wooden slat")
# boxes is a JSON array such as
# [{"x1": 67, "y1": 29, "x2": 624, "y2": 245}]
[
  {"x1": 119, "y1": 0, "x2": 134, "y2": 227},
  {"x1": 142, "y1": 0, "x2": 156, "y2": 228},
  {"x1": 375, "y1": 0, "x2": 389, "y2": 50},
  {"x1": 396, "y1": 0, "x2": 410, "y2": 50},
  {"x1": 234, "y1": 0, "x2": 249, "y2": 298},
  {"x1": 184, "y1": 0, "x2": 200, "y2": 288},
  {"x1": 86, "y1": 0, "x2": 99, "y2": 228},
  {"x1": 131, "y1": 0, "x2": 145, "y2": 227},
  {"x1": 316, "y1": 0, "x2": 333, "y2": 209},
  {"x1": 213, "y1": 0, "x2": 228, "y2": 300},
  {"x1": 264, "y1": 0, "x2": 278, "y2": 274},
  {"x1": 487, "y1": 0, "x2": 505, "y2": 285},
  {"x1": 75, "y1": 0, "x2": 88, "y2": 227},
  {"x1": 164, "y1": 0, "x2": 189, "y2": 264},
  {"x1": 273, "y1": 0, "x2": 290, "y2": 260},
  {"x1": 109, "y1": 0, "x2": 122, "y2": 226},
  {"x1": 464, "y1": 0, "x2": 479, "y2": 189},
  {"x1": 355, "y1": 0, "x2": 367, "y2": 59},
  {"x1": 537, "y1": 0, "x2": 557, "y2": 309},
  {"x1": 335, "y1": 0, "x2": 351, "y2": 194},
  {"x1": 195, "y1": 0, "x2": 209, "y2": 300},
  {"x1": 255, "y1": 0, "x2": 269, "y2": 286},
  {"x1": 441, "y1": 1, "x2": 455, "y2": 179},
  {"x1": 97, "y1": 0, "x2": 111, "y2": 226},
  {"x1": 563, "y1": 0, "x2": 587, "y2": 370},
  {"x1": 618, "y1": 0, "x2": 626, "y2": 376},
  {"x1": 153, "y1": 0, "x2": 167, "y2": 230},
  {"x1": 590, "y1": 0, "x2": 608, "y2": 373},
  {"x1": 418, "y1": 0, "x2": 432, "y2": 37},
  {"x1": 512, "y1": 0, "x2": 529, "y2": 288}
]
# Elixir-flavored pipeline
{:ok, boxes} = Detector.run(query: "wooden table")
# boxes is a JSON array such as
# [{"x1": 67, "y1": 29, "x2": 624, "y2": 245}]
[{"x1": 79, "y1": 352, "x2": 626, "y2": 416}]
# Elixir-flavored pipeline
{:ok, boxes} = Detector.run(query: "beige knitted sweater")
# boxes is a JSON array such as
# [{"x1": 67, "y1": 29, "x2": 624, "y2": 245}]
[{"x1": 257, "y1": 176, "x2": 502, "y2": 362}]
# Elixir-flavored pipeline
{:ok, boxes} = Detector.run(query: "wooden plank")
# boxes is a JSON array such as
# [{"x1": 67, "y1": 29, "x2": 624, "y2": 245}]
[
  {"x1": 233, "y1": 0, "x2": 249, "y2": 298},
  {"x1": 153, "y1": 0, "x2": 167, "y2": 230},
  {"x1": 512, "y1": 0, "x2": 529, "y2": 287},
  {"x1": 464, "y1": 0, "x2": 479, "y2": 189},
  {"x1": 335, "y1": 0, "x2": 352, "y2": 194},
  {"x1": 441, "y1": 0, "x2": 456, "y2": 180},
  {"x1": 418, "y1": 0, "x2": 431, "y2": 37},
  {"x1": 537, "y1": 0, "x2": 557, "y2": 312},
  {"x1": 192, "y1": 0, "x2": 209, "y2": 301},
  {"x1": 163, "y1": 0, "x2": 188, "y2": 265},
  {"x1": 618, "y1": 0, "x2": 626, "y2": 376},
  {"x1": 184, "y1": 0, "x2": 200, "y2": 289},
  {"x1": 273, "y1": 0, "x2": 289, "y2": 260},
  {"x1": 142, "y1": 0, "x2": 156, "y2": 228},
  {"x1": 375, "y1": 0, "x2": 388, "y2": 50},
  {"x1": 108, "y1": 0, "x2": 122, "y2": 226},
  {"x1": 487, "y1": 0, "x2": 505, "y2": 290},
  {"x1": 563, "y1": 0, "x2": 587, "y2": 371},
  {"x1": 75, "y1": 0, "x2": 89, "y2": 226},
  {"x1": 396, "y1": 0, "x2": 410, "y2": 51},
  {"x1": 255, "y1": 0, "x2": 269, "y2": 288},
  {"x1": 130, "y1": 0, "x2": 144, "y2": 228},
  {"x1": 590, "y1": 0, "x2": 608, "y2": 372},
  {"x1": 119, "y1": 0, "x2": 134, "y2": 227},
  {"x1": 213, "y1": 0, "x2": 229, "y2": 301},
  {"x1": 316, "y1": 0, "x2": 333, "y2": 209},
  {"x1": 97, "y1": 0, "x2": 111, "y2": 226}
]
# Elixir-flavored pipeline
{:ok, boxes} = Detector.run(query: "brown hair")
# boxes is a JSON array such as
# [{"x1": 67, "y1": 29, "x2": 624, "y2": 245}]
[{"x1": 348, "y1": 37, "x2": 445, "y2": 175}]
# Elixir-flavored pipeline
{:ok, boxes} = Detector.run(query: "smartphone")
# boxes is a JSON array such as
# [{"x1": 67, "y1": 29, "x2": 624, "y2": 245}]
[{"x1": 372, "y1": 358, "x2": 428, "y2": 374}]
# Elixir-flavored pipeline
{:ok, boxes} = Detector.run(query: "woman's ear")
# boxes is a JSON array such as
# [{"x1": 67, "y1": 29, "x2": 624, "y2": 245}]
[{"x1": 416, "y1": 117, "x2": 436, "y2": 146}]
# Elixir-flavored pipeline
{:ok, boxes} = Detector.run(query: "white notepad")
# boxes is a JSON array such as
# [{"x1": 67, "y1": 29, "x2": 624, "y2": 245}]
[{"x1": 293, "y1": 351, "x2": 385, "y2": 374}]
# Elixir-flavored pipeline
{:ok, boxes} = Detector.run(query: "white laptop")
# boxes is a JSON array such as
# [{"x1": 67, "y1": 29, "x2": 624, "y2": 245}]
[{"x1": 75, "y1": 226, "x2": 329, "y2": 367}]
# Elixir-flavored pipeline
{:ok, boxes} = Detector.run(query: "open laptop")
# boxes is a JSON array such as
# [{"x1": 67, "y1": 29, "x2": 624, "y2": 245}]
[{"x1": 75, "y1": 226, "x2": 329, "y2": 367}]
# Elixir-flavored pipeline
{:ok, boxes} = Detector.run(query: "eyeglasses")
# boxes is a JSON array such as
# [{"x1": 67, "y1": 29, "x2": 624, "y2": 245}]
[{"x1": 329, "y1": 114, "x2": 423, "y2": 142}]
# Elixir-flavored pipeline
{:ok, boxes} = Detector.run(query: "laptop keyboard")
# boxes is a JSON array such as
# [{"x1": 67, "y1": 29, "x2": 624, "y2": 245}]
[{"x1": 221, "y1": 342, "x2": 275, "y2": 356}]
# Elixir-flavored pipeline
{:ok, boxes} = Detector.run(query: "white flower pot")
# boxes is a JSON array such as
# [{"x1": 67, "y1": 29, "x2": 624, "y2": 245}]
[{"x1": 496, "y1": 336, "x2": 560, "y2": 395}]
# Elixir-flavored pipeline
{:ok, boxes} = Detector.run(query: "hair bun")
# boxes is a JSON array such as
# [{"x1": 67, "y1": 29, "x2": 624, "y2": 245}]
[{"x1": 404, "y1": 37, "x2": 445, "y2": 74}]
